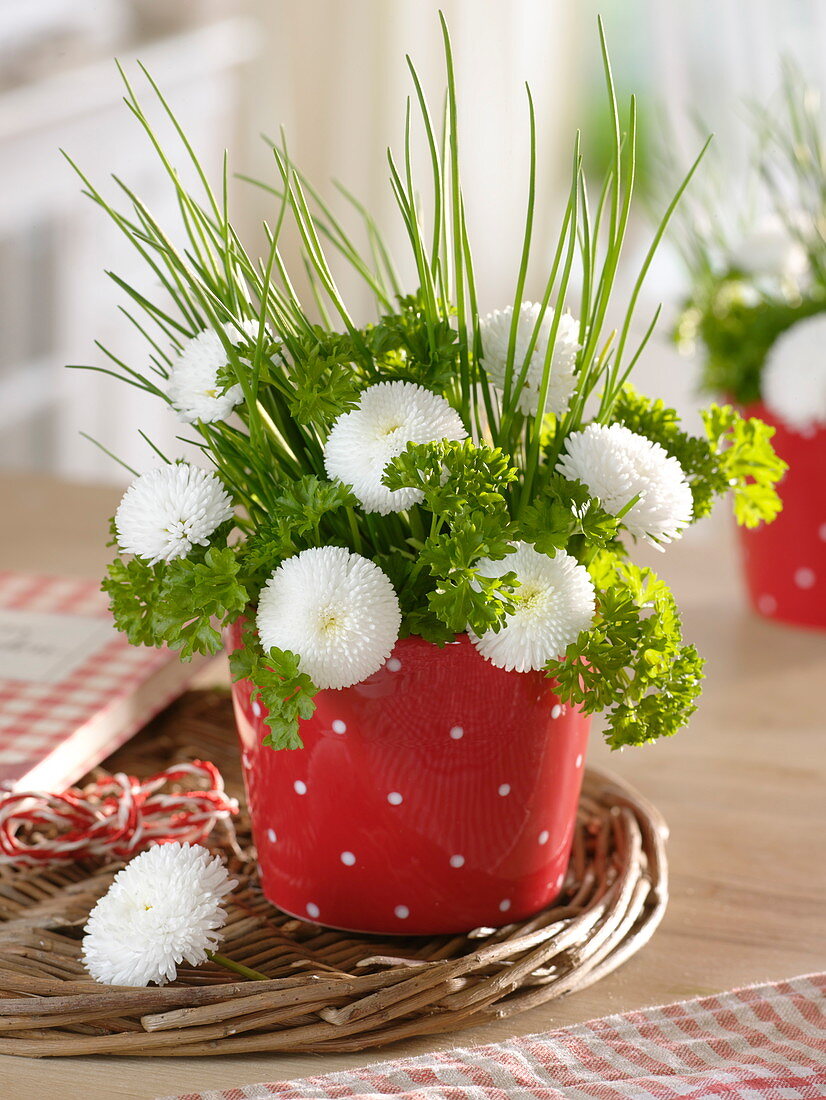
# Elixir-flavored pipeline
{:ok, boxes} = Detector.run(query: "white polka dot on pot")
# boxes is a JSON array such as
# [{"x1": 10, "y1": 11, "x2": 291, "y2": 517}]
[
  {"x1": 306, "y1": 902, "x2": 320, "y2": 920},
  {"x1": 386, "y1": 657, "x2": 402, "y2": 672},
  {"x1": 795, "y1": 567, "x2": 816, "y2": 590},
  {"x1": 394, "y1": 905, "x2": 409, "y2": 920},
  {"x1": 293, "y1": 780, "x2": 307, "y2": 795},
  {"x1": 538, "y1": 830, "x2": 549, "y2": 845},
  {"x1": 557, "y1": 873, "x2": 565, "y2": 888},
  {"x1": 387, "y1": 791, "x2": 403, "y2": 805},
  {"x1": 251, "y1": 700, "x2": 261, "y2": 717},
  {"x1": 267, "y1": 828, "x2": 277, "y2": 843},
  {"x1": 340, "y1": 851, "x2": 356, "y2": 866},
  {"x1": 449, "y1": 725, "x2": 464, "y2": 740},
  {"x1": 449, "y1": 854, "x2": 465, "y2": 868},
  {"x1": 499, "y1": 899, "x2": 511, "y2": 912},
  {"x1": 819, "y1": 524, "x2": 826, "y2": 542},
  {"x1": 551, "y1": 704, "x2": 562, "y2": 719},
  {"x1": 757, "y1": 594, "x2": 777, "y2": 615},
  {"x1": 331, "y1": 719, "x2": 346, "y2": 734},
  {"x1": 498, "y1": 783, "x2": 511, "y2": 797},
  {"x1": 575, "y1": 754, "x2": 583, "y2": 769}
]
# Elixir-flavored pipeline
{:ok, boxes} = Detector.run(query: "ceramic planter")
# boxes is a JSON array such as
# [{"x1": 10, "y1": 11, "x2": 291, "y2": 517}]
[
  {"x1": 737, "y1": 401, "x2": 826, "y2": 629},
  {"x1": 227, "y1": 624, "x2": 590, "y2": 935}
]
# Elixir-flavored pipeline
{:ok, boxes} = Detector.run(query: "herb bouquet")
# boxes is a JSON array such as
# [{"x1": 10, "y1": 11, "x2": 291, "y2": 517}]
[
  {"x1": 676, "y1": 68, "x2": 824, "y2": 628},
  {"x1": 75, "y1": 22, "x2": 782, "y2": 934}
]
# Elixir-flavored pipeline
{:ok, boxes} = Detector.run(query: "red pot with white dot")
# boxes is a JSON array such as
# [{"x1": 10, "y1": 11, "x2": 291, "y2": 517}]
[
  {"x1": 227, "y1": 625, "x2": 590, "y2": 935},
  {"x1": 737, "y1": 402, "x2": 826, "y2": 629}
]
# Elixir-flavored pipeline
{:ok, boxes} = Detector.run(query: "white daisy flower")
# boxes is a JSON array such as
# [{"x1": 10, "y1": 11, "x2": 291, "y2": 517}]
[
  {"x1": 469, "y1": 542, "x2": 595, "y2": 672},
  {"x1": 82, "y1": 843, "x2": 236, "y2": 987},
  {"x1": 256, "y1": 546, "x2": 402, "y2": 690},
  {"x1": 479, "y1": 301, "x2": 580, "y2": 417},
  {"x1": 762, "y1": 313, "x2": 826, "y2": 432},
  {"x1": 729, "y1": 214, "x2": 808, "y2": 281},
  {"x1": 115, "y1": 463, "x2": 233, "y2": 564},
  {"x1": 168, "y1": 320, "x2": 263, "y2": 424},
  {"x1": 323, "y1": 381, "x2": 467, "y2": 514},
  {"x1": 556, "y1": 423, "x2": 694, "y2": 547}
]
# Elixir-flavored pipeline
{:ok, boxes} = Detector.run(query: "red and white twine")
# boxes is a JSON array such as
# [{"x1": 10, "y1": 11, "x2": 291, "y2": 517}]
[{"x1": 0, "y1": 762, "x2": 238, "y2": 865}]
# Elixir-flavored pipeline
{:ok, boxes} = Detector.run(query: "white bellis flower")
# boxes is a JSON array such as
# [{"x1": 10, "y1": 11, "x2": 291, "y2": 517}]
[
  {"x1": 168, "y1": 320, "x2": 262, "y2": 424},
  {"x1": 82, "y1": 843, "x2": 235, "y2": 987},
  {"x1": 256, "y1": 546, "x2": 402, "y2": 690},
  {"x1": 469, "y1": 542, "x2": 595, "y2": 672},
  {"x1": 762, "y1": 313, "x2": 826, "y2": 432},
  {"x1": 115, "y1": 463, "x2": 233, "y2": 564},
  {"x1": 556, "y1": 423, "x2": 693, "y2": 547},
  {"x1": 323, "y1": 381, "x2": 467, "y2": 514},
  {"x1": 479, "y1": 301, "x2": 580, "y2": 417}
]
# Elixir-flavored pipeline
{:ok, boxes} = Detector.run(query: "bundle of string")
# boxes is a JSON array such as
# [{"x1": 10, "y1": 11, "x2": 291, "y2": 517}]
[{"x1": 0, "y1": 762, "x2": 238, "y2": 865}]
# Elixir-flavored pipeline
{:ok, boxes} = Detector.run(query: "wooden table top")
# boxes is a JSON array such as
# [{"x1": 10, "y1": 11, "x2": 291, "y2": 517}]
[{"x1": 1, "y1": 472, "x2": 824, "y2": 1100}]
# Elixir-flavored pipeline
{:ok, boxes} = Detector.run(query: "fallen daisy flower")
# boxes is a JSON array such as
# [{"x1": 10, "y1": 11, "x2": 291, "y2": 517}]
[
  {"x1": 256, "y1": 545, "x2": 403, "y2": 689},
  {"x1": 82, "y1": 842, "x2": 237, "y2": 987},
  {"x1": 556, "y1": 422, "x2": 694, "y2": 547},
  {"x1": 470, "y1": 541, "x2": 596, "y2": 672},
  {"x1": 323, "y1": 380, "x2": 467, "y2": 514},
  {"x1": 114, "y1": 462, "x2": 234, "y2": 564}
]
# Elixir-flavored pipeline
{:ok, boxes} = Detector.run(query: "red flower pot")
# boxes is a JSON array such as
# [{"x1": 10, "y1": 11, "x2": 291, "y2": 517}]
[
  {"x1": 227, "y1": 625, "x2": 590, "y2": 935},
  {"x1": 737, "y1": 401, "x2": 826, "y2": 629}
]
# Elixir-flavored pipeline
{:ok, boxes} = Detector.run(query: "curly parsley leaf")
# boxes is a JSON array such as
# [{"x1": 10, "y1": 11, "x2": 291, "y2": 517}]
[
  {"x1": 229, "y1": 622, "x2": 316, "y2": 750},
  {"x1": 367, "y1": 292, "x2": 460, "y2": 390},
  {"x1": 546, "y1": 551, "x2": 705, "y2": 749},
  {"x1": 285, "y1": 330, "x2": 363, "y2": 429},
  {"x1": 702, "y1": 404, "x2": 786, "y2": 527},
  {"x1": 103, "y1": 542, "x2": 247, "y2": 660},
  {"x1": 385, "y1": 440, "x2": 519, "y2": 635},
  {"x1": 241, "y1": 476, "x2": 355, "y2": 582}
]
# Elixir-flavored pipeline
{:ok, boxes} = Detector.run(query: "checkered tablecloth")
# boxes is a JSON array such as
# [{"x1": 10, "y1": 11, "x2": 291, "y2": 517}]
[{"x1": 166, "y1": 973, "x2": 826, "y2": 1100}]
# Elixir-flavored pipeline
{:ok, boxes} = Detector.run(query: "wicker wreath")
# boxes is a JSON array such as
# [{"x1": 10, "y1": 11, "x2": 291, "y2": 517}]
[{"x1": 0, "y1": 693, "x2": 668, "y2": 1057}]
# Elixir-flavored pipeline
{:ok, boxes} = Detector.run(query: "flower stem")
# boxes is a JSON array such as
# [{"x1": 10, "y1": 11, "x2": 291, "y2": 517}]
[{"x1": 207, "y1": 951, "x2": 269, "y2": 981}]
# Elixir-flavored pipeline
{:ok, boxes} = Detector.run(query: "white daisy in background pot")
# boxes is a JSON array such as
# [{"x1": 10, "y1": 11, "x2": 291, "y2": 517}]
[
  {"x1": 556, "y1": 423, "x2": 694, "y2": 547},
  {"x1": 762, "y1": 314, "x2": 826, "y2": 434},
  {"x1": 114, "y1": 463, "x2": 233, "y2": 563},
  {"x1": 76, "y1": 19, "x2": 786, "y2": 937},
  {"x1": 323, "y1": 381, "x2": 467, "y2": 513},
  {"x1": 479, "y1": 301, "x2": 580, "y2": 416}
]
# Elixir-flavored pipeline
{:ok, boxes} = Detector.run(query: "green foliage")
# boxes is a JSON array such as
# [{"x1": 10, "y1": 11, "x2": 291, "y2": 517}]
[
  {"x1": 518, "y1": 475, "x2": 620, "y2": 554},
  {"x1": 367, "y1": 293, "x2": 460, "y2": 390},
  {"x1": 103, "y1": 542, "x2": 248, "y2": 659},
  {"x1": 241, "y1": 476, "x2": 355, "y2": 582},
  {"x1": 284, "y1": 330, "x2": 363, "y2": 429},
  {"x1": 676, "y1": 281, "x2": 825, "y2": 405},
  {"x1": 386, "y1": 440, "x2": 519, "y2": 635},
  {"x1": 702, "y1": 404, "x2": 787, "y2": 527},
  {"x1": 546, "y1": 552, "x2": 705, "y2": 748},
  {"x1": 229, "y1": 622, "x2": 317, "y2": 749}
]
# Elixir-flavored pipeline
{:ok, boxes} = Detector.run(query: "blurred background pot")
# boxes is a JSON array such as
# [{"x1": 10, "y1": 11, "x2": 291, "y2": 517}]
[
  {"x1": 737, "y1": 401, "x2": 826, "y2": 629},
  {"x1": 227, "y1": 625, "x2": 590, "y2": 935}
]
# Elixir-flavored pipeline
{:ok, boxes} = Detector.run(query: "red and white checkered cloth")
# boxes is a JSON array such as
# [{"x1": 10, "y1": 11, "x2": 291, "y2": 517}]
[
  {"x1": 0, "y1": 573, "x2": 209, "y2": 791},
  {"x1": 166, "y1": 973, "x2": 826, "y2": 1100}
]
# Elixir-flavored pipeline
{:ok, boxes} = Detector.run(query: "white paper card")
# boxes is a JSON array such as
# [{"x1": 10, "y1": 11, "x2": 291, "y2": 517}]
[{"x1": 0, "y1": 609, "x2": 116, "y2": 685}]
